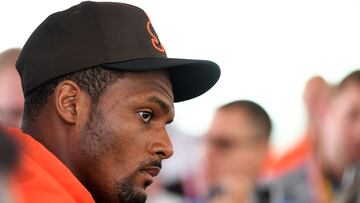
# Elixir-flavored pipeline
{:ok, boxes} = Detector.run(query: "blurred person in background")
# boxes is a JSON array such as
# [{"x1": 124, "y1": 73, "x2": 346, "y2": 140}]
[
  {"x1": 319, "y1": 70, "x2": 360, "y2": 202},
  {"x1": 273, "y1": 71, "x2": 360, "y2": 203},
  {"x1": 271, "y1": 76, "x2": 333, "y2": 177},
  {"x1": 0, "y1": 48, "x2": 24, "y2": 128},
  {"x1": 0, "y1": 129, "x2": 19, "y2": 203},
  {"x1": 203, "y1": 100, "x2": 272, "y2": 203}
]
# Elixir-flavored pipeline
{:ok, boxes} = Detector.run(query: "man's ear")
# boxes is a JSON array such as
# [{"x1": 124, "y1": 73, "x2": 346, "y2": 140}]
[{"x1": 54, "y1": 80, "x2": 84, "y2": 124}]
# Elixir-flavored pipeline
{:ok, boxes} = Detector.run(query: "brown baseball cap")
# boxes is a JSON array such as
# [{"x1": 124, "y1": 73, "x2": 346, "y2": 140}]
[{"x1": 16, "y1": 1, "x2": 220, "y2": 102}]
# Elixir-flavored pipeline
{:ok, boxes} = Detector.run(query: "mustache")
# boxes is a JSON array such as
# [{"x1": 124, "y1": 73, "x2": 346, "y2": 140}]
[
  {"x1": 139, "y1": 159, "x2": 162, "y2": 170},
  {"x1": 143, "y1": 160, "x2": 162, "y2": 169}
]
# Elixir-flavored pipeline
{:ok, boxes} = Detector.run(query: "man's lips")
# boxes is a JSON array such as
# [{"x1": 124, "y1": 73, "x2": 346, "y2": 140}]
[
  {"x1": 139, "y1": 167, "x2": 161, "y2": 188},
  {"x1": 141, "y1": 167, "x2": 161, "y2": 177}
]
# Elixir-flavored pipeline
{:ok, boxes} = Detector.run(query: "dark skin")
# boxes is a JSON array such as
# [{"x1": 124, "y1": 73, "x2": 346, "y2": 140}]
[{"x1": 25, "y1": 70, "x2": 175, "y2": 202}]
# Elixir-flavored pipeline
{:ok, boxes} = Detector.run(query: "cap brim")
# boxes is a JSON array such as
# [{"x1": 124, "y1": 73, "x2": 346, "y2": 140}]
[{"x1": 103, "y1": 57, "x2": 220, "y2": 102}]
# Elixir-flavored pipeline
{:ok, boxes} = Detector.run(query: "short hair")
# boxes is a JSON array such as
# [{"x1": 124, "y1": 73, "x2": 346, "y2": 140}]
[
  {"x1": 22, "y1": 66, "x2": 124, "y2": 127},
  {"x1": 0, "y1": 48, "x2": 21, "y2": 70},
  {"x1": 219, "y1": 100, "x2": 272, "y2": 138},
  {"x1": 338, "y1": 70, "x2": 360, "y2": 91}
]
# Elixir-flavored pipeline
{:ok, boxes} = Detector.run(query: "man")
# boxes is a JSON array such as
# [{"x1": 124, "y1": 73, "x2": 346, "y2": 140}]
[
  {"x1": 204, "y1": 100, "x2": 272, "y2": 203},
  {"x1": 0, "y1": 48, "x2": 23, "y2": 128},
  {"x1": 12, "y1": 1, "x2": 220, "y2": 203},
  {"x1": 273, "y1": 71, "x2": 360, "y2": 203},
  {"x1": 319, "y1": 70, "x2": 360, "y2": 202},
  {"x1": 270, "y1": 76, "x2": 333, "y2": 176}
]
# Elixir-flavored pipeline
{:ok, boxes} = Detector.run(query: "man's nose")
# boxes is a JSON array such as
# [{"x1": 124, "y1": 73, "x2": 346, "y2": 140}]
[{"x1": 148, "y1": 127, "x2": 174, "y2": 159}]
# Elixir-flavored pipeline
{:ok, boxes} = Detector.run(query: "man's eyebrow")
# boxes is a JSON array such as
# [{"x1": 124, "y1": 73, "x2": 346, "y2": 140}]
[{"x1": 147, "y1": 96, "x2": 173, "y2": 114}]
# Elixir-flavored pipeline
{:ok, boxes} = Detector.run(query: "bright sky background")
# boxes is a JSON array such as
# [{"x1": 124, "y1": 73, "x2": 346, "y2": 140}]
[{"x1": 1, "y1": 0, "x2": 360, "y2": 154}]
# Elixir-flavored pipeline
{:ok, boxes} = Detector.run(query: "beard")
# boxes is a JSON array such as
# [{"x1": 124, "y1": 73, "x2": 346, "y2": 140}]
[
  {"x1": 114, "y1": 159, "x2": 161, "y2": 203},
  {"x1": 79, "y1": 107, "x2": 158, "y2": 203},
  {"x1": 115, "y1": 173, "x2": 147, "y2": 203}
]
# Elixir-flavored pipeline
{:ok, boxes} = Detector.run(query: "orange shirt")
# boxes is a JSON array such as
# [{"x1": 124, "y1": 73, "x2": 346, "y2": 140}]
[
  {"x1": 273, "y1": 136, "x2": 311, "y2": 176},
  {"x1": 260, "y1": 136, "x2": 311, "y2": 179},
  {"x1": 7, "y1": 128, "x2": 95, "y2": 203}
]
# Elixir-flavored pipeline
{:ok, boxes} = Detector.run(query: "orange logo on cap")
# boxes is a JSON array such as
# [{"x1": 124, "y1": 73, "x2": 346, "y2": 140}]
[{"x1": 147, "y1": 18, "x2": 165, "y2": 53}]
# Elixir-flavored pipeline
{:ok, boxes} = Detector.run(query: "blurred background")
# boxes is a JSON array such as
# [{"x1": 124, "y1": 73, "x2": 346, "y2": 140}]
[{"x1": 1, "y1": 1, "x2": 360, "y2": 202}]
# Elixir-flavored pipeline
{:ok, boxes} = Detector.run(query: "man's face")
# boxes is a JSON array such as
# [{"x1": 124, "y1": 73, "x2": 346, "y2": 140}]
[
  {"x1": 0, "y1": 67, "x2": 24, "y2": 128},
  {"x1": 204, "y1": 108, "x2": 268, "y2": 186},
  {"x1": 325, "y1": 83, "x2": 360, "y2": 163},
  {"x1": 75, "y1": 70, "x2": 174, "y2": 203}
]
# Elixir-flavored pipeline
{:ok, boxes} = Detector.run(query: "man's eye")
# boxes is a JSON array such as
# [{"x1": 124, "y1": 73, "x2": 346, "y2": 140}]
[{"x1": 139, "y1": 111, "x2": 153, "y2": 122}]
